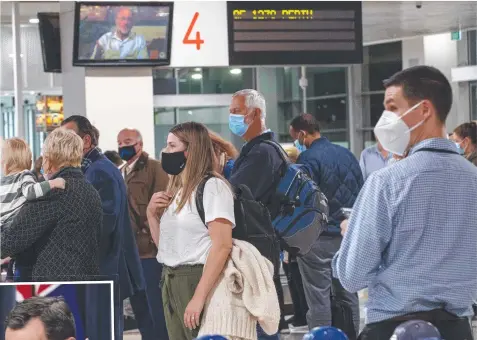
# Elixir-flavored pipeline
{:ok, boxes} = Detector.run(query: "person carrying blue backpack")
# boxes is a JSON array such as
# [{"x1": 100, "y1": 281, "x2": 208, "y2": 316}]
[{"x1": 289, "y1": 114, "x2": 363, "y2": 340}]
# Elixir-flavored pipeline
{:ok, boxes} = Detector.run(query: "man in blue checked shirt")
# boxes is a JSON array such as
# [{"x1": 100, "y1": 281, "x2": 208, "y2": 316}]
[{"x1": 333, "y1": 65, "x2": 477, "y2": 340}]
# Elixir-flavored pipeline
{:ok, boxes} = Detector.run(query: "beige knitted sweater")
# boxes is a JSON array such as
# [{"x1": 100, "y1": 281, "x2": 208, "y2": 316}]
[{"x1": 198, "y1": 239, "x2": 280, "y2": 340}]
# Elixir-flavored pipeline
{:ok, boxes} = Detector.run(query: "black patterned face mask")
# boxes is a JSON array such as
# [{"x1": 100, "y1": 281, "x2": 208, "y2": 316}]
[{"x1": 161, "y1": 151, "x2": 187, "y2": 176}]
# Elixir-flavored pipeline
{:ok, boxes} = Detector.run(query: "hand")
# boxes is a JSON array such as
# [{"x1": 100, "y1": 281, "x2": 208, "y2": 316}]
[
  {"x1": 184, "y1": 295, "x2": 205, "y2": 330},
  {"x1": 147, "y1": 192, "x2": 172, "y2": 216},
  {"x1": 1, "y1": 257, "x2": 11, "y2": 265},
  {"x1": 50, "y1": 178, "x2": 66, "y2": 190},
  {"x1": 340, "y1": 219, "x2": 349, "y2": 237}
]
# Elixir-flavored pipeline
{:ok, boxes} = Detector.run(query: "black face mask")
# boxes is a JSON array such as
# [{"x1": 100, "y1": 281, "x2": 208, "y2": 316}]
[
  {"x1": 161, "y1": 151, "x2": 187, "y2": 175},
  {"x1": 118, "y1": 145, "x2": 137, "y2": 161}
]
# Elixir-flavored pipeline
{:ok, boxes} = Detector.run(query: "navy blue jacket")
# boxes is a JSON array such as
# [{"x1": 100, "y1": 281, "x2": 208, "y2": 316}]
[
  {"x1": 297, "y1": 137, "x2": 364, "y2": 227},
  {"x1": 85, "y1": 155, "x2": 145, "y2": 299},
  {"x1": 229, "y1": 132, "x2": 284, "y2": 219}
]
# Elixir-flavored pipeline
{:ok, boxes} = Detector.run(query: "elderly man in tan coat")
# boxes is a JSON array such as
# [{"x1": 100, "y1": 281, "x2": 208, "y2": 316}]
[{"x1": 117, "y1": 128, "x2": 169, "y2": 340}]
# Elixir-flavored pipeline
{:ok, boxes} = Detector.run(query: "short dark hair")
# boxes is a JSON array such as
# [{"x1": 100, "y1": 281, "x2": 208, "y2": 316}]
[
  {"x1": 383, "y1": 65, "x2": 453, "y2": 123},
  {"x1": 454, "y1": 121, "x2": 477, "y2": 145},
  {"x1": 5, "y1": 296, "x2": 76, "y2": 340},
  {"x1": 61, "y1": 115, "x2": 99, "y2": 146},
  {"x1": 290, "y1": 114, "x2": 321, "y2": 134},
  {"x1": 104, "y1": 150, "x2": 123, "y2": 166}
]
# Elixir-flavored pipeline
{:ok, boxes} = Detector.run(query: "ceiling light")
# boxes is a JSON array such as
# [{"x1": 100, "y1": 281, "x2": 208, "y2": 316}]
[
  {"x1": 29, "y1": 18, "x2": 39, "y2": 24},
  {"x1": 230, "y1": 68, "x2": 242, "y2": 75},
  {"x1": 194, "y1": 68, "x2": 202, "y2": 72},
  {"x1": 191, "y1": 73, "x2": 202, "y2": 80}
]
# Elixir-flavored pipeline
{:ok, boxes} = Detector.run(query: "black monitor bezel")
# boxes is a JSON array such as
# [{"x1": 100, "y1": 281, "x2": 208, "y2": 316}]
[
  {"x1": 226, "y1": 1, "x2": 363, "y2": 66},
  {"x1": 38, "y1": 12, "x2": 62, "y2": 73},
  {"x1": 72, "y1": 1, "x2": 174, "y2": 67}
]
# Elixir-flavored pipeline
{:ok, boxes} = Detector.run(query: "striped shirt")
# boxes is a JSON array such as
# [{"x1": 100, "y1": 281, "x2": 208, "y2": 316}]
[
  {"x1": 0, "y1": 171, "x2": 51, "y2": 225},
  {"x1": 332, "y1": 138, "x2": 477, "y2": 324}
]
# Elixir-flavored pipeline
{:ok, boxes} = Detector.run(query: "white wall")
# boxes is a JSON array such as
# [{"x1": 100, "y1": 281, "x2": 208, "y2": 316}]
[
  {"x1": 402, "y1": 36, "x2": 425, "y2": 68},
  {"x1": 402, "y1": 33, "x2": 470, "y2": 132},
  {"x1": 84, "y1": 68, "x2": 155, "y2": 156},
  {"x1": 60, "y1": 1, "x2": 86, "y2": 119}
]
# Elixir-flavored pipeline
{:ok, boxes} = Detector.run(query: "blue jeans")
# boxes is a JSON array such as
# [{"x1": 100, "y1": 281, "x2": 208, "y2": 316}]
[
  {"x1": 257, "y1": 325, "x2": 279, "y2": 340},
  {"x1": 129, "y1": 258, "x2": 168, "y2": 340}
]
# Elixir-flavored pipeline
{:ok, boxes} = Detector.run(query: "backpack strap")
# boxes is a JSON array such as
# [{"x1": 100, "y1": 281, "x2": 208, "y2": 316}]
[
  {"x1": 256, "y1": 140, "x2": 290, "y2": 202},
  {"x1": 260, "y1": 140, "x2": 291, "y2": 164},
  {"x1": 195, "y1": 174, "x2": 214, "y2": 227}
]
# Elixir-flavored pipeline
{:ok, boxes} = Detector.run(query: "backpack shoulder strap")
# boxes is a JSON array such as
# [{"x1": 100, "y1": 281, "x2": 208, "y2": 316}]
[
  {"x1": 260, "y1": 139, "x2": 290, "y2": 164},
  {"x1": 255, "y1": 140, "x2": 290, "y2": 202},
  {"x1": 195, "y1": 174, "x2": 214, "y2": 227}
]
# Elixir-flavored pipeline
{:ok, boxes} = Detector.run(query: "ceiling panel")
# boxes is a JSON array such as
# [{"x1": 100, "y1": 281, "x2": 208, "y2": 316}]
[
  {"x1": 0, "y1": 1, "x2": 476, "y2": 44},
  {"x1": 363, "y1": 1, "x2": 477, "y2": 43}
]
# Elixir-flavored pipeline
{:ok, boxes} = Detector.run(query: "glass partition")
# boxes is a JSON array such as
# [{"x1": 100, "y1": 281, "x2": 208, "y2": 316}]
[
  {"x1": 154, "y1": 106, "x2": 232, "y2": 159},
  {"x1": 153, "y1": 67, "x2": 254, "y2": 95}
]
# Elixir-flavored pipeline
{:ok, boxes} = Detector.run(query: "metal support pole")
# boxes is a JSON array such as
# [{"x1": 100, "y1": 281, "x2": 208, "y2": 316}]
[
  {"x1": 0, "y1": 107, "x2": 4, "y2": 138},
  {"x1": 12, "y1": 2, "x2": 24, "y2": 138},
  {"x1": 346, "y1": 66, "x2": 358, "y2": 154},
  {"x1": 299, "y1": 66, "x2": 308, "y2": 113}
]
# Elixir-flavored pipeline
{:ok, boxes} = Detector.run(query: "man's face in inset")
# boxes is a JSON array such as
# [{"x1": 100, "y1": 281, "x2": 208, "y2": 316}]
[
  {"x1": 115, "y1": 8, "x2": 133, "y2": 35},
  {"x1": 5, "y1": 318, "x2": 47, "y2": 340}
]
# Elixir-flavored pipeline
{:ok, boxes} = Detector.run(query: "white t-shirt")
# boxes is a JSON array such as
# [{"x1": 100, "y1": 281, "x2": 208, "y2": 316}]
[{"x1": 157, "y1": 178, "x2": 235, "y2": 267}]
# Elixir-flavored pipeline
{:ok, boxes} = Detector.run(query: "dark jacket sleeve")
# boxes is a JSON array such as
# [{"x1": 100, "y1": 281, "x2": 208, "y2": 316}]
[
  {"x1": 229, "y1": 145, "x2": 275, "y2": 200},
  {"x1": 86, "y1": 167, "x2": 120, "y2": 237},
  {"x1": 1, "y1": 198, "x2": 59, "y2": 258}
]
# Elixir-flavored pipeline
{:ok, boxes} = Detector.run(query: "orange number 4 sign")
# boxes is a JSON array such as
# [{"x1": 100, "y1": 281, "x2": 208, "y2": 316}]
[{"x1": 183, "y1": 12, "x2": 204, "y2": 50}]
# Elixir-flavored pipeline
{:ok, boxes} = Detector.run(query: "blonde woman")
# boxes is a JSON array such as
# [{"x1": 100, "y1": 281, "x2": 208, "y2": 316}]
[
  {"x1": 0, "y1": 128, "x2": 102, "y2": 281},
  {"x1": 147, "y1": 122, "x2": 235, "y2": 340}
]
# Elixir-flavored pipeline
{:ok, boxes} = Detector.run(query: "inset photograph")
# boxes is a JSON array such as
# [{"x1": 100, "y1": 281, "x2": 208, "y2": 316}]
[{"x1": 0, "y1": 282, "x2": 114, "y2": 340}]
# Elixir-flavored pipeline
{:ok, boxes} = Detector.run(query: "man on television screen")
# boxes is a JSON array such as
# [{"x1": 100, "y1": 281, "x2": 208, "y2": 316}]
[{"x1": 90, "y1": 6, "x2": 149, "y2": 60}]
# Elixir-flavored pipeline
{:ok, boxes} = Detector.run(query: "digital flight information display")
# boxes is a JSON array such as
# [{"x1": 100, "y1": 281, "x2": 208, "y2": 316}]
[{"x1": 226, "y1": 1, "x2": 363, "y2": 66}]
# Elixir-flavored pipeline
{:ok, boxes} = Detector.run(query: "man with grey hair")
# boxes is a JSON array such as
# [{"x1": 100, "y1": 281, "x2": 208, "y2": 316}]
[
  {"x1": 91, "y1": 6, "x2": 149, "y2": 60},
  {"x1": 228, "y1": 89, "x2": 287, "y2": 338},
  {"x1": 117, "y1": 128, "x2": 169, "y2": 340}
]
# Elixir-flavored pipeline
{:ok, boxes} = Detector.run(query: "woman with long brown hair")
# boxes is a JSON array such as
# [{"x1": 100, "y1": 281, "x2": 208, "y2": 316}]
[
  {"x1": 146, "y1": 122, "x2": 235, "y2": 340},
  {"x1": 208, "y1": 130, "x2": 239, "y2": 179}
]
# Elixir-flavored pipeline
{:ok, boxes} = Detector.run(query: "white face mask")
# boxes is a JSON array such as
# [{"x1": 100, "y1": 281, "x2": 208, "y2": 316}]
[{"x1": 373, "y1": 101, "x2": 424, "y2": 156}]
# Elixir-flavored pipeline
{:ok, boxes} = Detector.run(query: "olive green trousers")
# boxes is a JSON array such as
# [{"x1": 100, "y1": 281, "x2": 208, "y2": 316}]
[{"x1": 161, "y1": 264, "x2": 203, "y2": 340}]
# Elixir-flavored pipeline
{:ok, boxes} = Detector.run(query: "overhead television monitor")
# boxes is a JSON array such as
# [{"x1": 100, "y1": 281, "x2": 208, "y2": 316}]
[
  {"x1": 227, "y1": 1, "x2": 363, "y2": 66},
  {"x1": 38, "y1": 12, "x2": 61, "y2": 73},
  {"x1": 73, "y1": 2, "x2": 173, "y2": 67}
]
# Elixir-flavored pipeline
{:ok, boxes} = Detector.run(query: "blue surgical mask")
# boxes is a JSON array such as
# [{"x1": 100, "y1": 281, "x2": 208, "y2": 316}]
[
  {"x1": 455, "y1": 142, "x2": 465, "y2": 155},
  {"x1": 229, "y1": 114, "x2": 249, "y2": 137},
  {"x1": 294, "y1": 139, "x2": 307, "y2": 153}
]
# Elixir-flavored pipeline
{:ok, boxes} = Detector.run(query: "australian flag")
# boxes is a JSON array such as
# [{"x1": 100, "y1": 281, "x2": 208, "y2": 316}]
[{"x1": 15, "y1": 284, "x2": 86, "y2": 340}]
